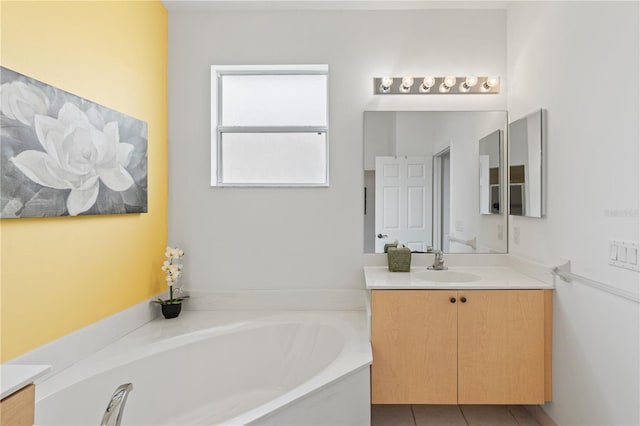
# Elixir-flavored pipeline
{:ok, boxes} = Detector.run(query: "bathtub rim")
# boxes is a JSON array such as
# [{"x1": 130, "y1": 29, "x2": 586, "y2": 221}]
[{"x1": 35, "y1": 310, "x2": 372, "y2": 425}]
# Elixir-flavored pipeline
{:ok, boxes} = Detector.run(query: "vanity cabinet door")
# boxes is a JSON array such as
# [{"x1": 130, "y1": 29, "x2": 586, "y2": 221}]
[
  {"x1": 0, "y1": 384, "x2": 35, "y2": 426},
  {"x1": 371, "y1": 290, "x2": 458, "y2": 404},
  {"x1": 457, "y1": 290, "x2": 545, "y2": 404}
]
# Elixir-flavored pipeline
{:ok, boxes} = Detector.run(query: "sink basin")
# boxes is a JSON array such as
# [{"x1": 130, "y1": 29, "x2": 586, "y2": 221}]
[{"x1": 413, "y1": 270, "x2": 481, "y2": 283}]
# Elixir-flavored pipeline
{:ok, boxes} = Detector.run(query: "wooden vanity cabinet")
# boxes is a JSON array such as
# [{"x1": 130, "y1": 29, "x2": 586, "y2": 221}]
[
  {"x1": 371, "y1": 290, "x2": 458, "y2": 404},
  {"x1": 371, "y1": 289, "x2": 552, "y2": 405},
  {"x1": 0, "y1": 384, "x2": 35, "y2": 426}
]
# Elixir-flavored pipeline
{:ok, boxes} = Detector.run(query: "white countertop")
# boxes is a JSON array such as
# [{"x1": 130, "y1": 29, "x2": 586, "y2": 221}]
[
  {"x1": 364, "y1": 266, "x2": 553, "y2": 290},
  {"x1": 0, "y1": 364, "x2": 51, "y2": 399}
]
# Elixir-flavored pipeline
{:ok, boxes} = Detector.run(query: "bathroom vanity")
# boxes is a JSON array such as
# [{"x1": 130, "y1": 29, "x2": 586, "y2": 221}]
[
  {"x1": 365, "y1": 266, "x2": 553, "y2": 405},
  {"x1": 0, "y1": 365, "x2": 50, "y2": 426}
]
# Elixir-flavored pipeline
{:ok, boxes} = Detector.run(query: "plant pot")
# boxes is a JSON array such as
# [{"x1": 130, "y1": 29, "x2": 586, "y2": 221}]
[{"x1": 161, "y1": 303, "x2": 182, "y2": 319}]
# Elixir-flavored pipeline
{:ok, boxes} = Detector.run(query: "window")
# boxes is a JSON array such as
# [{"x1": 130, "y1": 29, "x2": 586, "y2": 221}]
[{"x1": 211, "y1": 65, "x2": 329, "y2": 186}]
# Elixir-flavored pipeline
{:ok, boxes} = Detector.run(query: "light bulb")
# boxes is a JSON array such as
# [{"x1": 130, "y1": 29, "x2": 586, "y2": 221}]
[
  {"x1": 486, "y1": 76, "x2": 499, "y2": 87},
  {"x1": 459, "y1": 76, "x2": 478, "y2": 93},
  {"x1": 443, "y1": 76, "x2": 457, "y2": 88},
  {"x1": 439, "y1": 82, "x2": 450, "y2": 93},
  {"x1": 400, "y1": 77, "x2": 414, "y2": 93},
  {"x1": 419, "y1": 76, "x2": 436, "y2": 93},
  {"x1": 482, "y1": 76, "x2": 499, "y2": 90},
  {"x1": 379, "y1": 77, "x2": 393, "y2": 93}
]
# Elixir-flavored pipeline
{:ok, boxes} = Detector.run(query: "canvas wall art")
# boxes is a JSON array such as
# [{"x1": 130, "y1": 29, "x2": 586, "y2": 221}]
[{"x1": 0, "y1": 66, "x2": 148, "y2": 218}]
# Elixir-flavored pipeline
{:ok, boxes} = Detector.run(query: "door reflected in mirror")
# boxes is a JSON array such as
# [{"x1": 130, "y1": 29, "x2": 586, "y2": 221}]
[
  {"x1": 364, "y1": 111, "x2": 508, "y2": 254},
  {"x1": 508, "y1": 109, "x2": 545, "y2": 218}
]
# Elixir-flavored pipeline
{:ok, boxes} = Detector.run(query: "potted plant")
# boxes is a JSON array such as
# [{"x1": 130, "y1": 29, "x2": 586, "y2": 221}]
[{"x1": 154, "y1": 246, "x2": 187, "y2": 319}]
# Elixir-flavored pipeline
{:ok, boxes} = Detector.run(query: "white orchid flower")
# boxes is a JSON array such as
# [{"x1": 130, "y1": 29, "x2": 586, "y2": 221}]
[
  {"x1": 11, "y1": 103, "x2": 135, "y2": 216},
  {"x1": 0, "y1": 81, "x2": 50, "y2": 126},
  {"x1": 161, "y1": 246, "x2": 185, "y2": 294}
]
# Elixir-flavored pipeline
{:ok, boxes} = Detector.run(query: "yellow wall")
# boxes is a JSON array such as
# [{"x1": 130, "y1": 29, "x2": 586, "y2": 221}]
[{"x1": 0, "y1": 0, "x2": 168, "y2": 361}]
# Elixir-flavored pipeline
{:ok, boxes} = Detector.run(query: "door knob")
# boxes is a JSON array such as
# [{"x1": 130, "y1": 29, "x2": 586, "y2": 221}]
[
  {"x1": 450, "y1": 297, "x2": 456, "y2": 303},
  {"x1": 460, "y1": 297, "x2": 467, "y2": 303},
  {"x1": 377, "y1": 234, "x2": 388, "y2": 239}
]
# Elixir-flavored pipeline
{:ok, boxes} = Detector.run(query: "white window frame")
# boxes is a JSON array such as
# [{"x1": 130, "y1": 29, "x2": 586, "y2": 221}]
[{"x1": 211, "y1": 64, "x2": 329, "y2": 187}]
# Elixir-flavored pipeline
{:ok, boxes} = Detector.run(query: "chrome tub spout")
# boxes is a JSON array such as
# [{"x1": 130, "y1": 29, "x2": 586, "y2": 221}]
[{"x1": 101, "y1": 383, "x2": 133, "y2": 426}]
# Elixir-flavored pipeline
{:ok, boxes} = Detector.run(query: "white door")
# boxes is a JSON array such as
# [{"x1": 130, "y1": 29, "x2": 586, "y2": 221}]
[{"x1": 375, "y1": 156, "x2": 431, "y2": 252}]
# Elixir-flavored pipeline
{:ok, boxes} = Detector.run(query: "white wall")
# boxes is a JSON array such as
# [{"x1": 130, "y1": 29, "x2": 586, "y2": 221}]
[
  {"x1": 431, "y1": 111, "x2": 507, "y2": 253},
  {"x1": 394, "y1": 112, "x2": 434, "y2": 157},
  {"x1": 507, "y1": 2, "x2": 639, "y2": 425},
  {"x1": 363, "y1": 111, "x2": 395, "y2": 171},
  {"x1": 168, "y1": 9, "x2": 506, "y2": 290}
]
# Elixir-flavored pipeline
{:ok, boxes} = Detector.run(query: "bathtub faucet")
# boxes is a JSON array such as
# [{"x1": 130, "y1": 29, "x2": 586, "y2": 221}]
[{"x1": 101, "y1": 383, "x2": 133, "y2": 426}]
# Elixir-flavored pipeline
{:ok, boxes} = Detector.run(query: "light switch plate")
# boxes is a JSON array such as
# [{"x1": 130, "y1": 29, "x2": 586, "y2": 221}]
[{"x1": 609, "y1": 239, "x2": 640, "y2": 272}]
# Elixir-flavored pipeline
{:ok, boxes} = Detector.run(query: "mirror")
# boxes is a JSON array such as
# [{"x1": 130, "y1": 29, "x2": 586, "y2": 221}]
[
  {"x1": 479, "y1": 129, "x2": 503, "y2": 215},
  {"x1": 508, "y1": 109, "x2": 545, "y2": 218},
  {"x1": 364, "y1": 111, "x2": 508, "y2": 254}
]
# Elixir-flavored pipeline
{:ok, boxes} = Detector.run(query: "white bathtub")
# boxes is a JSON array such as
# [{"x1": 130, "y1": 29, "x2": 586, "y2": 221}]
[{"x1": 35, "y1": 311, "x2": 372, "y2": 425}]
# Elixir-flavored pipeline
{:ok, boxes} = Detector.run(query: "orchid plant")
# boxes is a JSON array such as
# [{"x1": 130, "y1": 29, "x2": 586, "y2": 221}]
[{"x1": 154, "y1": 246, "x2": 187, "y2": 305}]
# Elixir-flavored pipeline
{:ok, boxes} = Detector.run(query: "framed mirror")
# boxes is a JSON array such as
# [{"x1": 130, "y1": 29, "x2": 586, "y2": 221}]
[
  {"x1": 508, "y1": 109, "x2": 545, "y2": 218},
  {"x1": 364, "y1": 111, "x2": 508, "y2": 254}
]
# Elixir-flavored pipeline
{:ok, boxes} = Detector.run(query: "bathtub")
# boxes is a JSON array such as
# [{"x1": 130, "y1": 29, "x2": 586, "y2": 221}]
[{"x1": 35, "y1": 311, "x2": 372, "y2": 425}]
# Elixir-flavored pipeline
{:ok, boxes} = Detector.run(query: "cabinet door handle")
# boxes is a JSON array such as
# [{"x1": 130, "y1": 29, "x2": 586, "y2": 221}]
[
  {"x1": 460, "y1": 297, "x2": 467, "y2": 303},
  {"x1": 450, "y1": 297, "x2": 457, "y2": 303}
]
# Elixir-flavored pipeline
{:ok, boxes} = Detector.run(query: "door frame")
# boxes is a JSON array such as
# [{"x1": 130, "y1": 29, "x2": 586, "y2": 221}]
[{"x1": 432, "y1": 145, "x2": 450, "y2": 251}]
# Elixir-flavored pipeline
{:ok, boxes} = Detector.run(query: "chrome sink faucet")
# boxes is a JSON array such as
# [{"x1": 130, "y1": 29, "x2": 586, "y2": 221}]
[{"x1": 428, "y1": 250, "x2": 448, "y2": 270}]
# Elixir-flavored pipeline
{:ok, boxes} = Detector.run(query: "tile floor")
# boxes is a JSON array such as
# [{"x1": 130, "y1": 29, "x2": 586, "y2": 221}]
[{"x1": 371, "y1": 405, "x2": 540, "y2": 426}]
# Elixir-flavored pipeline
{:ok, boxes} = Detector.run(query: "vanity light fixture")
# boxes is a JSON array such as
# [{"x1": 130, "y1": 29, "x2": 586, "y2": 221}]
[{"x1": 373, "y1": 76, "x2": 500, "y2": 95}]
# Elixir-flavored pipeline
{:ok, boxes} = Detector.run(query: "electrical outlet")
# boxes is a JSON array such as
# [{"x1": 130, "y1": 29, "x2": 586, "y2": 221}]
[
  {"x1": 497, "y1": 224, "x2": 504, "y2": 241},
  {"x1": 609, "y1": 239, "x2": 640, "y2": 272},
  {"x1": 513, "y1": 226, "x2": 520, "y2": 245},
  {"x1": 456, "y1": 221, "x2": 464, "y2": 232}
]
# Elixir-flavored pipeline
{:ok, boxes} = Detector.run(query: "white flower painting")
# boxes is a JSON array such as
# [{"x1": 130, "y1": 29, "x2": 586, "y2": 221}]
[{"x1": 0, "y1": 67, "x2": 147, "y2": 218}]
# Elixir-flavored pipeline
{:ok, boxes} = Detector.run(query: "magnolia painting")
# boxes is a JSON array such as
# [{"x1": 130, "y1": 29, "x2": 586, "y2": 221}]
[{"x1": 0, "y1": 66, "x2": 147, "y2": 218}]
